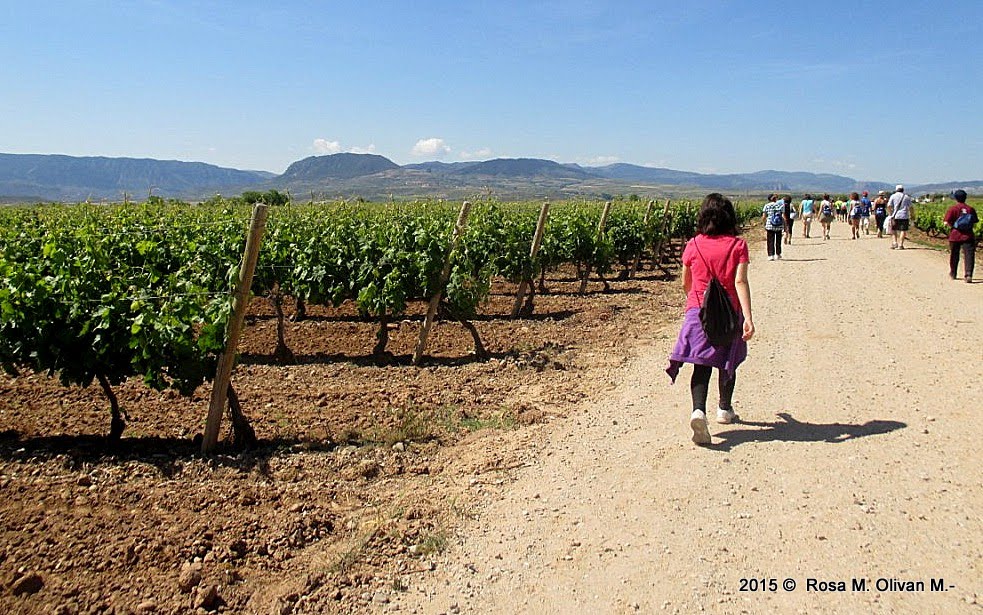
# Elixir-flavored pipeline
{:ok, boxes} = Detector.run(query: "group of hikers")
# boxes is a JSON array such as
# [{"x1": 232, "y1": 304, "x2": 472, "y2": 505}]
[
  {"x1": 666, "y1": 188, "x2": 977, "y2": 446},
  {"x1": 760, "y1": 185, "x2": 919, "y2": 259}
]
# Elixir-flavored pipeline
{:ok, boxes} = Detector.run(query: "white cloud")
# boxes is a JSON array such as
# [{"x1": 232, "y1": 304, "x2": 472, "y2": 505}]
[
  {"x1": 312, "y1": 139, "x2": 341, "y2": 154},
  {"x1": 458, "y1": 148, "x2": 492, "y2": 160},
  {"x1": 312, "y1": 140, "x2": 378, "y2": 156},
  {"x1": 411, "y1": 138, "x2": 451, "y2": 157},
  {"x1": 587, "y1": 155, "x2": 619, "y2": 166}
]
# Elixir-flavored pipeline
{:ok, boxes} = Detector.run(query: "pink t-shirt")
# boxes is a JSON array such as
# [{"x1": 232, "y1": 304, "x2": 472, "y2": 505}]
[{"x1": 682, "y1": 234, "x2": 750, "y2": 311}]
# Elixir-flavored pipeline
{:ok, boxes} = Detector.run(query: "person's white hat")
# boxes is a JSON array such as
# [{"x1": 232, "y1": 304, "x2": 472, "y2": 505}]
[{"x1": 895, "y1": 184, "x2": 904, "y2": 191}]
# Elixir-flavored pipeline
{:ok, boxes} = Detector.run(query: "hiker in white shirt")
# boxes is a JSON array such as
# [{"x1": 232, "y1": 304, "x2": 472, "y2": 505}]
[{"x1": 887, "y1": 185, "x2": 914, "y2": 249}]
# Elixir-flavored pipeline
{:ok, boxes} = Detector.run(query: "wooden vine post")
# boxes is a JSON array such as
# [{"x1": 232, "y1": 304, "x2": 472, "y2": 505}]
[
  {"x1": 202, "y1": 203, "x2": 269, "y2": 455},
  {"x1": 511, "y1": 201, "x2": 550, "y2": 318},
  {"x1": 652, "y1": 198, "x2": 673, "y2": 270},
  {"x1": 578, "y1": 201, "x2": 612, "y2": 294},
  {"x1": 412, "y1": 201, "x2": 472, "y2": 366},
  {"x1": 629, "y1": 199, "x2": 656, "y2": 278}
]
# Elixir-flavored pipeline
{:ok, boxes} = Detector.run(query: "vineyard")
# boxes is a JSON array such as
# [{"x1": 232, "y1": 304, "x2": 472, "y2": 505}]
[
  {"x1": 0, "y1": 197, "x2": 763, "y2": 450},
  {"x1": 912, "y1": 197, "x2": 983, "y2": 244},
  {"x1": 0, "y1": 195, "x2": 768, "y2": 613},
  {"x1": 0, "y1": 195, "x2": 975, "y2": 613}
]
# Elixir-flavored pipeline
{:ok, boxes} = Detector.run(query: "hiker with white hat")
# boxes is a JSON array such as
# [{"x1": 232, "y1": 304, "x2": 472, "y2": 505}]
[{"x1": 887, "y1": 185, "x2": 914, "y2": 249}]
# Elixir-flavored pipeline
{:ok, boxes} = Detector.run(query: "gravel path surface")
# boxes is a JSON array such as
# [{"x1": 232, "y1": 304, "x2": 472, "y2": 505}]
[{"x1": 396, "y1": 232, "x2": 982, "y2": 614}]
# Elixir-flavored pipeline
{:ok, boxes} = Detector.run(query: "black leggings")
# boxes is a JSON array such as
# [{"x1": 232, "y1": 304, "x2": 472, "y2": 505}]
[
  {"x1": 690, "y1": 364, "x2": 736, "y2": 412},
  {"x1": 766, "y1": 229, "x2": 783, "y2": 256}
]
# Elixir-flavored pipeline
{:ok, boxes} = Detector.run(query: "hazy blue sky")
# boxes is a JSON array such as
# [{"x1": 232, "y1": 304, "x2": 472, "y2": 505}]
[{"x1": 1, "y1": 1, "x2": 980, "y2": 183}]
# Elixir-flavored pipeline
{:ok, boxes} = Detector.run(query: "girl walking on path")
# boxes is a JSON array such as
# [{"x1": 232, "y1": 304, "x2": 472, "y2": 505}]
[
  {"x1": 944, "y1": 189, "x2": 978, "y2": 282},
  {"x1": 819, "y1": 194, "x2": 835, "y2": 240},
  {"x1": 873, "y1": 191, "x2": 889, "y2": 238},
  {"x1": 800, "y1": 194, "x2": 815, "y2": 238},
  {"x1": 848, "y1": 192, "x2": 863, "y2": 239},
  {"x1": 666, "y1": 193, "x2": 755, "y2": 445},
  {"x1": 783, "y1": 196, "x2": 798, "y2": 244},
  {"x1": 762, "y1": 195, "x2": 785, "y2": 260}
]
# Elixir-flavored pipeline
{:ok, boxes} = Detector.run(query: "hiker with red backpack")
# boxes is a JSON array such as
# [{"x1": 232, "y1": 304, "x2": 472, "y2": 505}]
[{"x1": 666, "y1": 193, "x2": 755, "y2": 446}]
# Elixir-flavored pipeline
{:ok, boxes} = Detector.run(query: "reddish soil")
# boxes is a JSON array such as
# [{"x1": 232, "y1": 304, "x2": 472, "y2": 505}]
[{"x1": 0, "y1": 259, "x2": 683, "y2": 614}]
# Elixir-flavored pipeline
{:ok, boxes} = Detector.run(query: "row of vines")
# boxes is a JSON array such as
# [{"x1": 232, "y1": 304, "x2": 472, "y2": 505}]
[
  {"x1": 912, "y1": 198, "x2": 983, "y2": 243},
  {"x1": 0, "y1": 198, "x2": 758, "y2": 444}
]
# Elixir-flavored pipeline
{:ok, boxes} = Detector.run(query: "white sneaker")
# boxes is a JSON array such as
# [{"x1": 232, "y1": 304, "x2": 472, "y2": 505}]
[
  {"x1": 776, "y1": 254, "x2": 783, "y2": 260},
  {"x1": 716, "y1": 408, "x2": 738, "y2": 424},
  {"x1": 690, "y1": 410, "x2": 712, "y2": 445},
  {"x1": 768, "y1": 255, "x2": 776, "y2": 261}
]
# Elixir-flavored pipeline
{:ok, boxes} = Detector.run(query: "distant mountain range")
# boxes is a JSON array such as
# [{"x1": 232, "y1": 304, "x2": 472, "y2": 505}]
[
  {"x1": 1, "y1": 152, "x2": 979, "y2": 202},
  {"x1": 0, "y1": 153, "x2": 274, "y2": 202}
]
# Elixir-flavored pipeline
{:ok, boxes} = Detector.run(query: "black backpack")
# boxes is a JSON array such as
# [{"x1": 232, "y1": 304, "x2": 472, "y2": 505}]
[{"x1": 693, "y1": 238, "x2": 741, "y2": 347}]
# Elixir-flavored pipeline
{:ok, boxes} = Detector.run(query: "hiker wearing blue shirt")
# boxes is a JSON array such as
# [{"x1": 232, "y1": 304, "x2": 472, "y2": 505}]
[
  {"x1": 800, "y1": 195, "x2": 815, "y2": 238},
  {"x1": 860, "y1": 191, "x2": 873, "y2": 235}
]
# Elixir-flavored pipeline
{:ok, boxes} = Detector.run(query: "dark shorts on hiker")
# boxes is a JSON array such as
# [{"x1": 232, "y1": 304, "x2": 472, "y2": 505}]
[{"x1": 892, "y1": 218, "x2": 910, "y2": 231}]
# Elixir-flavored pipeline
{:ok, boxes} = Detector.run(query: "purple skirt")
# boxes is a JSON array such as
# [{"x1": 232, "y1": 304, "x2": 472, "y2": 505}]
[{"x1": 665, "y1": 308, "x2": 747, "y2": 383}]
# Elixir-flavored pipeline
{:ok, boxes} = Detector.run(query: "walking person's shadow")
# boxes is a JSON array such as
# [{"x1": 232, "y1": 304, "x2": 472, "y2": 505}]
[{"x1": 710, "y1": 412, "x2": 906, "y2": 451}]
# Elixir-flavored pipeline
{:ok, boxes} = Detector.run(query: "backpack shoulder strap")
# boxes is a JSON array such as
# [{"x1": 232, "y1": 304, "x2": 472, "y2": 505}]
[
  {"x1": 692, "y1": 236, "x2": 739, "y2": 281},
  {"x1": 692, "y1": 237, "x2": 714, "y2": 279}
]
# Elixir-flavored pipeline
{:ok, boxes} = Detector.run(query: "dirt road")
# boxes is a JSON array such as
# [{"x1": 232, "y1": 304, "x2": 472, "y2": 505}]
[{"x1": 396, "y1": 230, "x2": 982, "y2": 614}]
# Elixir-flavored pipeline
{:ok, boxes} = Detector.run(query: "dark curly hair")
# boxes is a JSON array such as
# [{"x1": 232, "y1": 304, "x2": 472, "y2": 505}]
[{"x1": 697, "y1": 193, "x2": 739, "y2": 236}]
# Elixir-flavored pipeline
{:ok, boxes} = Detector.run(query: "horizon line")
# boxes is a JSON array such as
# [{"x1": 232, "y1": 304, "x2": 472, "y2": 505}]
[{"x1": 1, "y1": 151, "x2": 978, "y2": 187}]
